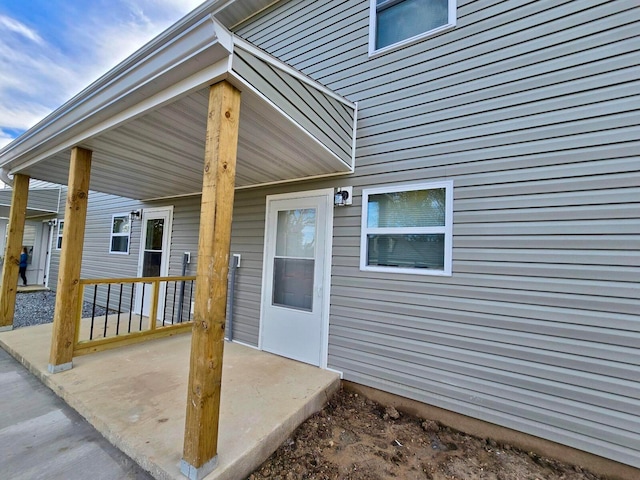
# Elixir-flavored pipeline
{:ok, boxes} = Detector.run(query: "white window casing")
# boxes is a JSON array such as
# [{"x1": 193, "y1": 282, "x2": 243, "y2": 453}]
[
  {"x1": 109, "y1": 214, "x2": 131, "y2": 254},
  {"x1": 360, "y1": 181, "x2": 453, "y2": 276},
  {"x1": 369, "y1": 0, "x2": 457, "y2": 57}
]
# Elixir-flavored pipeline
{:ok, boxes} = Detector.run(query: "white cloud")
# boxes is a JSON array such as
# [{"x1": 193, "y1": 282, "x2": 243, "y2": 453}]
[
  {"x1": 0, "y1": 15, "x2": 43, "y2": 44},
  {"x1": 0, "y1": 15, "x2": 78, "y2": 133},
  {"x1": 0, "y1": 1, "x2": 207, "y2": 145},
  {"x1": 0, "y1": 130, "x2": 14, "y2": 149}
]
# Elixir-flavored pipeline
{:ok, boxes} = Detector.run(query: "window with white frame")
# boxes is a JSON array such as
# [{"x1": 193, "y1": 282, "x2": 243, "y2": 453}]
[
  {"x1": 110, "y1": 214, "x2": 131, "y2": 254},
  {"x1": 369, "y1": 0, "x2": 456, "y2": 55},
  {"x1": 56, "y1": 221, "x2": 64, "y2": 250},
  {"x1": 360, "y1": 181, "x2": 453, "y2": 275}
]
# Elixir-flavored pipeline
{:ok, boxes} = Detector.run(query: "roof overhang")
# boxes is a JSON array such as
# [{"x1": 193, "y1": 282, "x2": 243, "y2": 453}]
[
  {"x1": 0, "y1": 187, "x2": 60, "y2": 219},
  {"x1": 0, "y1": 13, "x2": 356, "y2": 200}
]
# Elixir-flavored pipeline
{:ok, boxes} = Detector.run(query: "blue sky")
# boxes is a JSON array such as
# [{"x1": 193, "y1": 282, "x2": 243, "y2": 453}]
[{"x1": 0, "y1": 0, "x2": 205, "y2": 148}]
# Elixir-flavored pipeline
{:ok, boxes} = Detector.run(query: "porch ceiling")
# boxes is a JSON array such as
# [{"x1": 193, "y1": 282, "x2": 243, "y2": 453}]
[{"x1": 0, "y1": 15, "x2": 356, "y2": 201}]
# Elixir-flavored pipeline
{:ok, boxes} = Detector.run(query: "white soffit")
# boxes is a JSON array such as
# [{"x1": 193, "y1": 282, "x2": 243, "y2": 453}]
[{"x1": 0, "y1": 13, "x2": 356, "y2": 200}]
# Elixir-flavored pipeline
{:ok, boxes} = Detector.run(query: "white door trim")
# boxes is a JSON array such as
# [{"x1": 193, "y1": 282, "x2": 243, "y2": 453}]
[
  {"x1": 258, "y1": 188, "x2": 334, "y2": 368},
  {"x1": 135, "y1": 206, "x2": 174, "y2": 317}
]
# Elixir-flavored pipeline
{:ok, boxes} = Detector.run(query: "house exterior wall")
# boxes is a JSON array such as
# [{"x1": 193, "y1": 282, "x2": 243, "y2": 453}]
[
  {"x1": 0, "y1": 185, "x2": 60, "y2": 216},
  {"x1": 22, "y1": 187, "x2": 60, "y2": 214},
  {"x1": 222, "y1": 0, "x2": 640, "y2": 469},
  {"x1": 49, "y1": 189, "x2": 143, "y2": 305},
  {"x1": 38, "y1": 0, "x2": 639, "y2": 469}
]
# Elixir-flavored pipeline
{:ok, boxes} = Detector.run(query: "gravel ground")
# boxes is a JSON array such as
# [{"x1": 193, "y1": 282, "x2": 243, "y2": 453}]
[{"x1": 13, "y1": 290, "x2": 108, "y2": 328}]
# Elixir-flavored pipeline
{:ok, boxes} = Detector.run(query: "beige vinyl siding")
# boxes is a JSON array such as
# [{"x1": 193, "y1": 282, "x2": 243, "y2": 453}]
[{"x1": 233, "y1": 0, "x2": 640, "y2": 468}]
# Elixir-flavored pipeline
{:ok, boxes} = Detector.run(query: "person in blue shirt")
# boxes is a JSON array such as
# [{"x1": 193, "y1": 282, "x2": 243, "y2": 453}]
[{"x1": 19, "y1": 247, "x2": 28, "y2": 286}]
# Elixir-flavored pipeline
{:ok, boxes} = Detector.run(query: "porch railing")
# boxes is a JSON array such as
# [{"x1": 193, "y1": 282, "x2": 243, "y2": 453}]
[{"x1": 73, "y1": 275, "x2": 196, "y2": 356}]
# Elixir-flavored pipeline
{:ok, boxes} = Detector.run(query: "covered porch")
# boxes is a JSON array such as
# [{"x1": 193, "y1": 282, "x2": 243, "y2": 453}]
[
  {"x1": 0, "y1": 321, "x2": 340, "y2": 480},
  {"x1": 0, "y1": 9, "x2": 355, "y2": 479}
]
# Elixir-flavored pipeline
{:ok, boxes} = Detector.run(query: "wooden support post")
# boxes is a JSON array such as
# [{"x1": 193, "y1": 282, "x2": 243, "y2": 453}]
[
  {"x1": 0, "y1": 174, "x2": 30, "y2": 330},
  {"x1": 181, "y1": 80, "x2": 240, "y2": 480},
  {"x1": 48, "y1": 147, "x2": 92, "y2": 373}
]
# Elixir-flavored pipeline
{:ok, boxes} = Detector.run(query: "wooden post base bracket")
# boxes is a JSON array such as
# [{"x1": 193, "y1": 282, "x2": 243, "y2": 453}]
[
  {"x1": 180, "y1": 456, "x2": 218, "y2": 480},
  {"x1": 48, "y1": 361, "x2": 73, "y2": 374}
]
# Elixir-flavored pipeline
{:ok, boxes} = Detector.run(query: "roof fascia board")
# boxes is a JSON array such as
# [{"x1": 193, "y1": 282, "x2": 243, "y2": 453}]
[{"x1": 1, "y1": 15, "x2": 233, "y2": 168}]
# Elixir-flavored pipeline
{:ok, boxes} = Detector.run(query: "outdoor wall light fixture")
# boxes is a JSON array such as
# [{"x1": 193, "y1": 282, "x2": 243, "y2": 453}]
[
  {"x1": 130, "y1": 209, "x2": 141, "y2": 220},
  {"x1": 47, "y1": 218, "x2": 58, "y2": 226},
  {"x1": 334, "y1": 186, "x2": 353, "y2": 206}
]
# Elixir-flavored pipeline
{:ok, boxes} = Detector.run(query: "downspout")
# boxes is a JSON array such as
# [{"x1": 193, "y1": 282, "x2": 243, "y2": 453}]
[
  {"x1": 225, "y1": 254, "x2": 239, "y2": 341},
  {"x1": 44, "y1": 220, "x2": 55, "y2": 288},
  {"x1": 177, "y1": 252, "x2": 190, "y2": 323}
]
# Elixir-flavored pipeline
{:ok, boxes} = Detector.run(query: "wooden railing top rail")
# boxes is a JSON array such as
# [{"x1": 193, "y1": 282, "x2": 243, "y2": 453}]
[{"x1": 79, "y1": 275, "x2": 196, "y2": 285}]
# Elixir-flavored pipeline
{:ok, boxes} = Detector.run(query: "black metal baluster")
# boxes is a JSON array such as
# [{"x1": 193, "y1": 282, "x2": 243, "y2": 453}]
[
  {"x1": 103, "y1": 284, "x2": 111, "y2": 338},
  {"x1": 171, "y1": 281, "x2": 177, "y2": 324},
  {"x1": 116, "y1": 284, "x2": 123, "y2": 335},
  {"x1": 161, "y1": 280, "x2": 167, "y2": 326},
  {"x1": 139, "y1": 283, "x2": 145, "y2": 330},
  {"x1": 188, "y1": 280, "x2": 194, "y2": 321},
  {"x1": 128, "y1": 283, "x2": 134, "y2": 333}
]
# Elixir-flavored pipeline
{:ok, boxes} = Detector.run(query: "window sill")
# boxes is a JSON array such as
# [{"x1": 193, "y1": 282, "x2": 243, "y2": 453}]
[{"x1": 360, "y1": 265, "x2": 452, "y2": 276}]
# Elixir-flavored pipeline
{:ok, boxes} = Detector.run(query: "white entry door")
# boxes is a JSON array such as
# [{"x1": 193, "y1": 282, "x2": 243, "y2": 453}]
[
  {"x1": 260, "y1": 190, "x2": 333, "y2": 367},
  {"x1": 135, "y1": 207, "x2": 173, "y2": 320}
]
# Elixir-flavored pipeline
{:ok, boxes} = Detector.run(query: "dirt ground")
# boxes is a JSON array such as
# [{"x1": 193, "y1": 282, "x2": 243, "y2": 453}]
[{"x1": 249, "y1": 389, "x2": 604, "y2": 480}]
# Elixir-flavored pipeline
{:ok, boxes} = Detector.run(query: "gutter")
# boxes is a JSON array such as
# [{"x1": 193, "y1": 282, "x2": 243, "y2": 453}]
[
  {"x1": 0, "y1": 168, "x2": 13, "y2": 187},
  {"x1": 0, "y1": 0, "x2": 240, "y2": 170}
]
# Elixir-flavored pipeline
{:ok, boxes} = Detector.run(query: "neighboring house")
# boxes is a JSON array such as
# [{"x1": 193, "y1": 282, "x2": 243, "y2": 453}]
[
  {"x1": 0, "y1": 182, "x2": 61, "y2": 286},
  {"x1": 0, "y1": 0, "x2": 638, "y2": 475}
]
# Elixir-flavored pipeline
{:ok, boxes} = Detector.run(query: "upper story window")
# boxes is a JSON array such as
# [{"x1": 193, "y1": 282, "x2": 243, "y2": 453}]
[
  {"x1": 369, "y1": 0, "x2": 456, "y2": 55},
  {"x1": 360, "y1": 181, "x2": 453, "y2": 276},
  {"x1": 110, "y1": 214, "x2": 131, "y2": 254}
]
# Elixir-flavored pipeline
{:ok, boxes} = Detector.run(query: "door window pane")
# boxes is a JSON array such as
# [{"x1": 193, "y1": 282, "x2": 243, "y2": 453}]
[
  {"x1": 143, "y1": 251, "x2": 162, "y2": 277},
  {"x1": 273, "y1": 258, "x2": 314, "y2": 311},
  {"x1": 276, "y1": 209, "x2": 316, "y2": 258},
  {"x1": 145, "y1": 219, "x2": 164, "y2": 250}
]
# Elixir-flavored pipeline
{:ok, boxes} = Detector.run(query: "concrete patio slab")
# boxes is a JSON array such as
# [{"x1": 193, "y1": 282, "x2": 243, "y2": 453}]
[{"x1": 0, "y1": 323, "x2": 340, "y2": 480}]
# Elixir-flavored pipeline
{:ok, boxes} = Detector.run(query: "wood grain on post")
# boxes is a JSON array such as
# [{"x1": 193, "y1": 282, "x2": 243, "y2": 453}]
[
  {"x1": 0, "y1": 174, "x2": 30, "y2": 329},
  {"x1": 182, "y1": 80, "x2": 240, "y2": 476},
  {"x1": 48, "y1": 147, "x2": 92, "y2": 372}
]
